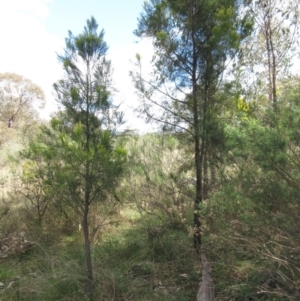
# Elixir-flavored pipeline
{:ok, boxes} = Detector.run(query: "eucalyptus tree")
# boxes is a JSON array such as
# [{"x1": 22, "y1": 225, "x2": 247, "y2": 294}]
[
  {"x1": 241, "y1": 0, "x2": 300, "y2": 110},
  {"x1": 132, "y1": 0, "x2": 251, "y2": 250},
  {"x1": 23, "y1": 17, "x2": 127, "y2": 300},
  {"x1": 0, "y1": 73, "x2": 44, "y2": 128}
]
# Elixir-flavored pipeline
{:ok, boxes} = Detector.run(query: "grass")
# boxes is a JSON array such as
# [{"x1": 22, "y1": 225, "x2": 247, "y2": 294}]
[
  {"x1": 0, "y1": 199, "x2": 200, "y2": 301},
  {"x1": 1, "y1": 134, "x2": 299, "y2": 301},
  {"x1": 1, "y1": 196, "x2": 298, "y2": 301}
]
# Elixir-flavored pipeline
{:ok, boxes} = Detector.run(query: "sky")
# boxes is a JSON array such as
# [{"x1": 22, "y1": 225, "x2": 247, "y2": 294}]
[{"x1": 0, "y1": 0, "x2": 154, "y2": 132}]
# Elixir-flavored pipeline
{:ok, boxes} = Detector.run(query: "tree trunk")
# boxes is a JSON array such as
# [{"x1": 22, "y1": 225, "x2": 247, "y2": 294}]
[
  {"x1": 264, "y1": 15, "x2": 277, "y2": 111},
  {"x1": 209, "y1": 153, "x2": 217, "y2": 190},
  {"x1": 83, "y1": 72, "x2": 93, "y2": 300},
  {"x1": 202, "y1": 49, "x2": 211, "y2": 201},
  {"x1": 269, "y1": 28, "x2": 277, "y2": 110},
  {"x1": 203, "y1": 144, "x2": 209, "y2": 200},
  {"x1": 83, "y1": 200, "x2": 93, "y2": 300},
  {"x1": 191, "y1": 12, "x2": 202, "y2": 251},
  {"x1": 194, "y1": 131, "x2": 202, "y2": 251},
  {"x1": 265, "y1": 22, "x2": 273, "y2": 105}
]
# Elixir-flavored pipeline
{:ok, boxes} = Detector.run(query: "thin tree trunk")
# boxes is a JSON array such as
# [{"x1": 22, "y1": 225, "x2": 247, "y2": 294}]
[
  {"x1": 191, "y1": 3, "x2": 202, "y2": 251},
  {"x1": 265, "y1": 19, "x2": 273, "y2": 105},
  {"x1": 193, "y1": 75, "x2": 202, "y2": 251},
  {"x1": 202, "y1": 54, "x2": 210, "y2": 200},
  {"x1": 83, "y1": 63, "x2": 93, "y2": 300},
  {"x1": 264, "y1": 13, "x2": 277, "y2": 111},
  {"x1": 194, "y1": 97, "x2": 202, "y2": 251},
  {"x1": 194, "y1": 137, "x2": 202, "y2": 251},
  {"x1": 83, "y1": 200, "x2": 93, "y2": 300},
  {"x1": 203, "y1": 143, "x2": 209, "y2": 200},
  {"x1": 209, "y1": 153, "x2": 217, "y2": 189},
  {"x1": 269, "y1": 28, "x2": 277, "y2": 110}
]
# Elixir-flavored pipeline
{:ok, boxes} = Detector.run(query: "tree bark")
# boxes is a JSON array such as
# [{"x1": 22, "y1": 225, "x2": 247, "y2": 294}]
[
  {"x1": 203, "y1": 136, "x2": 209, "y2": 200},
  {"x1": 83, "y1": 61, "x2": 93, "y2": 300},
  {"x1": 269, "y1": 28, "x2": 277, "y2": 110},
  {"x1": 83, "y1": 195, "x2": 93, "y2": 300},
  {"x1": 265, "y1": 18, "x2": 273, "y2": 105},
  {"x1": 263, "y1": 8, "x2": 277, "y2": 111},
  {"x1": 191, "y1": 6, "x2": 202, "y2": 251}
]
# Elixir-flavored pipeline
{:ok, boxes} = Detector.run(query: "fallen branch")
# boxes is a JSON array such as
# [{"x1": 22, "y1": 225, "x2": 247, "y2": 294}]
[{"x1": 197, "y1": 255, "x2": 215, "y2": 301}]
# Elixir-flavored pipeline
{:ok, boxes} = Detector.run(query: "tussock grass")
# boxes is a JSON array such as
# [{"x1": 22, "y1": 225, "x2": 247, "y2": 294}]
[{"x1": 0, "y1": 199, "x2": 199, "y2": 301}]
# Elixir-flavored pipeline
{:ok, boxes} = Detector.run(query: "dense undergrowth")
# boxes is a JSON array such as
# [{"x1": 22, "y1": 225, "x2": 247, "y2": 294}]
[
  {"x1": 0, "y1": 199, "x2": 200, "y2": 301},
  {"x1": 1, "y1": 196, "x2": 299, "y2": 301},
  {"x1": 1, "y1": 129, "x2": 300, "y2": 301}
]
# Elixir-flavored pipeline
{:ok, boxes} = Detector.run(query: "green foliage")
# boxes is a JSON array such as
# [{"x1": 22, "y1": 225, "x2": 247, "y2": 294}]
[
  {"x1": 17, "y1": 17, "x2": 127, "y2": 300},
  {"x1": 0, "y1": 73, "x2": 44, "y2": 131},
  {"x1": 2, "y1": 2, "x2": 300, "y2": 301},
  {"x1": 124, "y1": 133, "x2": 193, "y2": 231},
  {"x1": 21, "y1": 16, "x2": 127, "y2": 222},
  {"x1": 133, "y1": 0, "x2": 253, "y2": 251},
  {"x1": 135, "y1": 0, "x2": 248, "y2": 90},
  {"x1": 201, "y1": 94, "x2": 300, "y2": 299}
]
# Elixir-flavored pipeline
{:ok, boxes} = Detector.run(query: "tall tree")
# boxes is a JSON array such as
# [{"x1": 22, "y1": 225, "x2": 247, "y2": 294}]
[
  {"x1": 133, "y1": 0, "x2": 251, "y2": 250},
  {"x1": 54, "y1": 17, "x2": 126, "y2": 299},
  {"x1": 241, "y1": 0, "x2": 300, "y2": 110},
  {"x1": 23, "y1": 17, "x2": 127, "y2": 300}
]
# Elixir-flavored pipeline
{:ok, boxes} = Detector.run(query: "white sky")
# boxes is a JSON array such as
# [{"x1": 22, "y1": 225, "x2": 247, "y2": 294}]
[{"x1": 0, "y1": 0, "x2": 155, "y2": 132}]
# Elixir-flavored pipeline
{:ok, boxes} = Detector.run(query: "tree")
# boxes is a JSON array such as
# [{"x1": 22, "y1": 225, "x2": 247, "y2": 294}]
[
  {"x1": 241, "y1": 0, "x2": 300, "y2": 110},
  {"x1": 19, "y1": 158, "x2": 54, "y2": 227},
  {"x1": 23, "y1": 17, "x2": 126, "y2": 300},
  {"x1": 53, "y1": 17, "x2": 126, "y2": 300},
  {"x1": 0, "y1": 73, "x2": 45, "y2": 128},
  {"x1": 132, "y1": 0, "x2": 251, "y2": 250}
]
